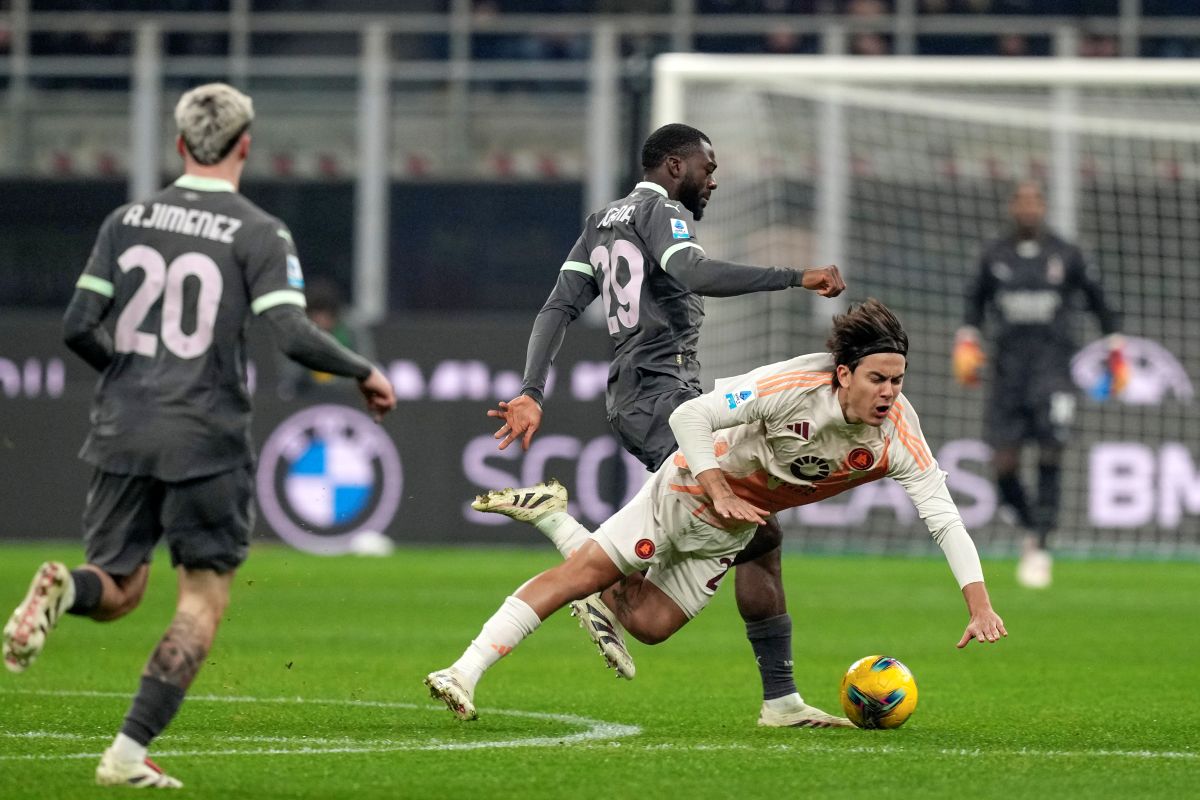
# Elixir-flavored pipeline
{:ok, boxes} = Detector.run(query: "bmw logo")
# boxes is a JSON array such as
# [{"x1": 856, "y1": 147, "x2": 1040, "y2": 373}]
[{"x1": 257, "y1": 404, "x2": 402, "y2": 555}]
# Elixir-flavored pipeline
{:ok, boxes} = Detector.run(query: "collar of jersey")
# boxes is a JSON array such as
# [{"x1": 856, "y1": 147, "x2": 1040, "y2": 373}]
[
  {"x1": 175, "y1": 175, "x2": 235, "y2": 193},
  {"x1": 634, "y1": 181, "x2": 668, "y2": 197}
]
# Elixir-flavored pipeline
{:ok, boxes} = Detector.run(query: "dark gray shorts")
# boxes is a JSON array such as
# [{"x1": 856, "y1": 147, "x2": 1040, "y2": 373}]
[
  {"x1": 608, "y1": 386, "x2": 702, "y2": 471},
  {"x1": 82, "y1": 466, "x2": 254, "y2": 577},
  {"x1": 986, "y1": 388, "x2": 1077, "y2": 449}
]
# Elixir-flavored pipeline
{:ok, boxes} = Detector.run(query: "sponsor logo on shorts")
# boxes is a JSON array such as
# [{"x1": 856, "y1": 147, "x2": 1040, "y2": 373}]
[
  {"x1": 257, "y1": 404, "x2": 402, "y2": 555},
  {"x1": 671, "y1": 218, "x2": 690, "y2": 239},
  {"x1": 847, "y1": 447, "x2": 875, "y2": 471},
  {"x1": 634, "y1": 538, "x2": 655, "y2": 559}
]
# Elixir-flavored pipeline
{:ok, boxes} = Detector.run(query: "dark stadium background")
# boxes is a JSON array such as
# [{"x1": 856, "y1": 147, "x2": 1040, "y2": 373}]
[{"x1": 2, "y1": 2, "x2": 1197, "y2": 556}]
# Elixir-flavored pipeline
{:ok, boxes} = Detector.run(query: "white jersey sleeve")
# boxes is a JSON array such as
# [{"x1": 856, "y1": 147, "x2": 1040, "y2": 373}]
[
  {"x1": 669, "y1": 354, "x2": 833, "y2": 476},
  {"x1": 886, "y1": 396, "x2": 985, "y2": 588}
]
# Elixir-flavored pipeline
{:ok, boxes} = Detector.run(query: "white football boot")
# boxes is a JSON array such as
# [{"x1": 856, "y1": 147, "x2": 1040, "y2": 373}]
[
  {"x1": 1017, "y1": 547, "x2": 1053, "y2": 589},
  {"x1": 95, "y1": 751, "x2": 183, "y2": 789},
  {"x1": 473, "y1": 481, "x2": 637, "y2": 680},
  {"x1": 470, "y1": 479, "x2": 568, "y2": 523},
  {"x1": 570, "y1": 594, "x2": 636, "y2": 680},
  {"x1": 758, "y1": 697, "x2": 854, "y2": 728},
  {"x1": 3, "y1": 561, "x2": 74, "y2": 673},
  {"x1": 425, "y1": 668, "x2": 478, "y2": 721}
]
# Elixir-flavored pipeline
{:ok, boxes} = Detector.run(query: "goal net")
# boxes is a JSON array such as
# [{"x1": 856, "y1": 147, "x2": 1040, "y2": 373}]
[{"x1": 652, "y1": 56, "x2": 1200, "y2": 559}]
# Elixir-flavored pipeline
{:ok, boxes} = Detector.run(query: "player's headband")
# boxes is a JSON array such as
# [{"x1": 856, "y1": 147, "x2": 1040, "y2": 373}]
[{"x1": 839, "y1": 339, "x2": 908, "y2": 367}]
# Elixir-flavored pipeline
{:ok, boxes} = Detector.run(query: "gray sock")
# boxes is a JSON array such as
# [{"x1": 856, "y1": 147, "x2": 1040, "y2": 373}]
[
  {"x1": 120, "y1": 676, "x2": 186, "y2": 746},
  {"x1": 746, "y1": 613, "x2": 797, "y2": 701}
]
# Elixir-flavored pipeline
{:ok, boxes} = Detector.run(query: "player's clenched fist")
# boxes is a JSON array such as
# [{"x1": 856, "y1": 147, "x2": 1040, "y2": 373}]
[
  {"x1": 358, "y1": 367, "x2": 397, "y2": 422},
  {"x1": 799, "y1": 265, "x2": 846, "y2": 298}
]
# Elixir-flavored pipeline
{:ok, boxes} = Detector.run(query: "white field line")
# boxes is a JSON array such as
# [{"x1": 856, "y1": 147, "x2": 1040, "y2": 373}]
[
  {"x1": 3, "y1": 689, "x2": 1194, "y2": 763},
  {"x1": 0, "y1": 688, "x2": 640, "y2": 762},
  {"x1": 587, "y1": 741, "x2": 1198, "y2": 761}
]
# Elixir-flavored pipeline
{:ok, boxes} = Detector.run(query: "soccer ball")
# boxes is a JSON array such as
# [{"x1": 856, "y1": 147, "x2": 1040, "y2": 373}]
[{"x1": 839, "y1": 655, "x2": 919, "y2": 729}]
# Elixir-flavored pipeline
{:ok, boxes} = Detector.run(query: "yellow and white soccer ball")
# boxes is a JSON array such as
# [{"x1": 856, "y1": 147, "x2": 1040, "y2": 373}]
[{"x1": 839, "y1": 655, "x2": 919, "y2": 729}]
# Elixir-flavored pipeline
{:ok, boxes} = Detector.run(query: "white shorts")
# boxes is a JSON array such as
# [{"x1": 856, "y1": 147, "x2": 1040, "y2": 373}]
[{"x1": 591, "y1": 479, "x2": 756, "y2": 619}]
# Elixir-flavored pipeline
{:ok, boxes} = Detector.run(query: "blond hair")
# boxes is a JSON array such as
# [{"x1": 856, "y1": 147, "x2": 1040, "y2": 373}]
[{"x1": 174, "y1": 83, "x2": 254, "y2": 166}]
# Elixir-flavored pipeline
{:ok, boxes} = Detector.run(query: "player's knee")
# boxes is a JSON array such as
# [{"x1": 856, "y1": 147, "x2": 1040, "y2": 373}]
[
  {"x1": 625, "y1": 622, "x2": 671, "y2": 646},
  {"x1": 733, "y1": 521, "x2": 782, "y2": 566},
  {"x1": 99, "y1": 567, "x2": 150, "y2": 619},
  {"x1": 91, "y1": 588, "x2": 144, "y2": 621},
  {"x1": 178, "y1": 588, "x2": 232, "y2": 628},
  {"x1": 621, "y1": 601, "x2": 684, "y2": 646}
]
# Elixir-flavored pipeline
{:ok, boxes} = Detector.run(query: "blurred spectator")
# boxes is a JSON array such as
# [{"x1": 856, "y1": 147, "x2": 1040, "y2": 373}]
[
  {"x1": 764, "y1": 25, "x2": 805, "y2": 54},
  {"x1": 846, "y1": 0, "x2": 892, "y2": 55},
  {"x1": 997, "y1": 32, "x2": 1028, "y2": 56},
  {"x1": 761, "y1": 0, "x2": 822, "y2": 53},
  {"x1": 1079, "y1": 32, "x2": 1119, "y2": 58},
  {"x1": 277, "y1": 277, "x2": 376, "y2": 402}
]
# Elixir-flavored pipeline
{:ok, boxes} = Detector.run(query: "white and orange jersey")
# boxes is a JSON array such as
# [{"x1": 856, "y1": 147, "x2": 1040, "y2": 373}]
[{"x1": 662, "y1": 352, "x2": 984, "y2": 588}]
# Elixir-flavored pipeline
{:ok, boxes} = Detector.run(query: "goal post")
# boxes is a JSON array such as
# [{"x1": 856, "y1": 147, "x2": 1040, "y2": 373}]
[{"x1": 651, "y1": 55, "x2": 1200, "y2": 558}]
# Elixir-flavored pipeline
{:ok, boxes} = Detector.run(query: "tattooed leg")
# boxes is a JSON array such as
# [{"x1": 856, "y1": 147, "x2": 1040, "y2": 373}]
[
  {"x1": 118, "y1": 569, "x2": 233, "y2": 746},
  {"x1": 145, "y1": 611, "x2": 209, "y2": 689},
  {"x1": 599, "y1": 573, "x2": 688, "y2": 645},
  {"x1": 604, "y1": 575, "x2": 637, "y2": 620}
]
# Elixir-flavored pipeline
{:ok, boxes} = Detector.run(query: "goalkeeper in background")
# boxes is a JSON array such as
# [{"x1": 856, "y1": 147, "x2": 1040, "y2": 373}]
[{"x1": 953, "y1": 181, "x2": 1125, "y2": 589}]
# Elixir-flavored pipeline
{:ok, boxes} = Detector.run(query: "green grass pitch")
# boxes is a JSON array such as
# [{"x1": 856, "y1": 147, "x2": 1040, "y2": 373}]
[{"x1": 1, "y1": 543, "x2": 1196, "y2": 799}]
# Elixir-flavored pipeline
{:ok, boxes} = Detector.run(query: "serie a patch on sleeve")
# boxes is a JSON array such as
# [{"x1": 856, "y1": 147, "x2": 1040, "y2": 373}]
[
  {"x1": 725, "y1": 388, "x2": 755, "y2": 410},
  {"x1": 286, "y1": 254, "x2": 305, "y2": 289},
  {"x1": 670, "y1": 218, "x2": 690, "y2": 239}
]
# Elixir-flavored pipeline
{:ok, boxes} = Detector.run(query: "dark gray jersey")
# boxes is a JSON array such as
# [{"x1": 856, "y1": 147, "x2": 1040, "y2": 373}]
[
  {"x1": 966, "y1": 230, "x2": 1118, "y2": 394},
  {"x1": 521, "y1": 181, "x2": 800, "y2": 413},
  {"x1": 562, "y1": 182, "x2": 708, "y2": 401},
  {"x1": 74, "y1": 175, "x2": 308, "y2": 481}
]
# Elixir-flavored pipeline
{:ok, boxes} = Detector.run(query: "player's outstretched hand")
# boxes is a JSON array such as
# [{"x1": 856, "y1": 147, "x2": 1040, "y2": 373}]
[
  {"x1": 358, "y1": 367, "x2": 397, "y2": 422},
  {"x1": 488, "y1": 394, "x2": 543, "y2": 451},
  {"x1": 800, "y1": 265, "x2": 846, "y2": 297},
  {"x1": 956, "y1": 608, "x2": 1008, "y2": 649},
  {"x1": 711, "y1": 495, "x2": 769, "y2": 527}
]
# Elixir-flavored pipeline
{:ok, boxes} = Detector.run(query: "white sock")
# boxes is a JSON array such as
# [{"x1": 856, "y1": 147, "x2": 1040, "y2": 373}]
[
  {"x1": 763, "y1": 693, "x2": 806, "y2": 713},
  {"x1": 451, "y1": 595, "x2": 542, "y2": 691},
  {"x1": 533, "y1": 512, "x2": 591, "y2": 559},
  {"x1": 109, "y1": 732, "x2": 147, "y2": 764}
]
